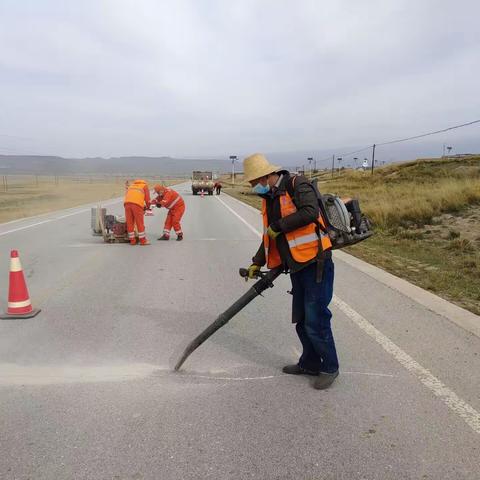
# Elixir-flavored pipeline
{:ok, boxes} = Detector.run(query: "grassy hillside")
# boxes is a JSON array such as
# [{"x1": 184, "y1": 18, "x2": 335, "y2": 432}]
[{"x1": 224, "y1": 156, "x2": 480, "y2": 315}]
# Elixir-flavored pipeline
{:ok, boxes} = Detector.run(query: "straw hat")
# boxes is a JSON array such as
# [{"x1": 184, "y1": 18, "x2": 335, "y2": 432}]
[{"x1": 243, "y1": 153, "x2": 282, "y2": 183}]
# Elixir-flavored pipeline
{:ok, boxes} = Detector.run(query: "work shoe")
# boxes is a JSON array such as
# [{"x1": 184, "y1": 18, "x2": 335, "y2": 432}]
[
  {"x1": 157, "y1": 235, "x2": 170, "y2": 241},
  {"x1": 129, "y1": 240, "x2": 137, "y2": 245},
  {"x1": 282, "y1": 364, "x2": 319, "y2": 376},
  {"x1": 140, "y1": 239, "x2": 151, "y2": 246},
  {"x1": 313, "y1": 371, "x2": 339, "y2": 390},
  {"x1": 176, "y1": 234, "x2": 183, "y2": 241}
]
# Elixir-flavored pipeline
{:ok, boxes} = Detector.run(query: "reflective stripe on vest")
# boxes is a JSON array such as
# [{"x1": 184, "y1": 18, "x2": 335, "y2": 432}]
[
  {"x1": 287, "y1": 232, "x2": 318, "y2": 248},
  {"x1": 262, "y1": 191, "x2": 332, "y2": 268},
  {"x1": 166, "y1": 195, "x2": 180, "y2": 209}
]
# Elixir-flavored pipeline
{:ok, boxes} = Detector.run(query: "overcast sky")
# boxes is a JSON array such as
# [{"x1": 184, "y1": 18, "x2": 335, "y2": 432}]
[{"x1": 1, "y1": 0, "x2": 479, "y2": 159}]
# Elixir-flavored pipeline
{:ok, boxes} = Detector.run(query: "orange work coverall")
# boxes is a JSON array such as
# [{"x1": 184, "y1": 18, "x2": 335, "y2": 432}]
[
  {"x1": 153, "y1": 188, "x2": 185, "y2": 238},
  {"x1": 124, "y1": 179, "x2": 151, "y2": 245}
]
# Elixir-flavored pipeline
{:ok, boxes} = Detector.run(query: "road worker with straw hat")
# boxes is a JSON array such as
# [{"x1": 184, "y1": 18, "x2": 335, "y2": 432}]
[
  {"x1": 152, "y1": 184, "x2": 186, "y2": 241},
  {"x1": 123, "y1": 179, "x2": 151, "y2": 245},
  {"x1": 243, "y1": 153, "x2": 339, "y2": 390}
]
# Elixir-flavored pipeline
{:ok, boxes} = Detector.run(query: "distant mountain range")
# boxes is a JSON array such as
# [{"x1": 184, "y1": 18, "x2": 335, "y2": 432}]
[
  {"x1": 1, "y1": 135, "x2": 478, "y2": 175},
  {"x1": 0, "y1": 155, "x2": 232, "y2": 176}
]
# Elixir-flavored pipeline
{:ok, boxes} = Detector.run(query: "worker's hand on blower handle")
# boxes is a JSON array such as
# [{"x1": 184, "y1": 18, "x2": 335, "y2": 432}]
[
  {"x1": 247, "y1": 264, "x2": 261, "y2": 279},
  {"x1": 239, "y1": 264, "x2": 264, "y2": 281}
]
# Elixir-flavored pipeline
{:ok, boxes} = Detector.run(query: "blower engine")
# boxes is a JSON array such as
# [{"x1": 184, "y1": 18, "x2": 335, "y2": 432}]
[{"x1": 319, "y1": 194, "x2": 373, "y2": 249}]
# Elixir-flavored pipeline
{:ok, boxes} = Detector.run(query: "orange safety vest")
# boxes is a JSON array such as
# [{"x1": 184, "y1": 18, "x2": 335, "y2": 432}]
[
  {"x1": 262, "y1": 192, "x2": 332, "y2": 269},
  {"x1": 124, "y1": 180, "x2": 149, "y2": 208}
]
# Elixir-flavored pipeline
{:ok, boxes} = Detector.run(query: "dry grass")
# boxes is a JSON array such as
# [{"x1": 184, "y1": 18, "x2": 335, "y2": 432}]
[
  {"x1": 313, "y1": 157, "x2": 480, "y2": 230},
  {"x1": 0, "y1": 176, "x2": 183, "y2": 224},
  {"x1": 224, "y1": 156, "x2": 480, "y2": 314}
]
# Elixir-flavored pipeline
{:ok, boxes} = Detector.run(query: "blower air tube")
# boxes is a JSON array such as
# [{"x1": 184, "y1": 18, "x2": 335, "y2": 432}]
[{"x1": 174, "y1": 267, "x2": 283, "y2": 371}]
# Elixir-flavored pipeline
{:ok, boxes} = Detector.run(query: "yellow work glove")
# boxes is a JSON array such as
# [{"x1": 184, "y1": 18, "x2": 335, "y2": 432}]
[
  {"x1": 248, "y1": 264, "x2": 261, "y2": 279},
  {"x1": 267, "y1": 225, "x2": 281, "y2": 240}
]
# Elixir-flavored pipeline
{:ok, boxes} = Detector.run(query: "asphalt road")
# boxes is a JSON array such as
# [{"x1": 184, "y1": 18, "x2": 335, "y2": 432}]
[{"x1": 0, "y1": 183, "x2": 479, "y2": 480}]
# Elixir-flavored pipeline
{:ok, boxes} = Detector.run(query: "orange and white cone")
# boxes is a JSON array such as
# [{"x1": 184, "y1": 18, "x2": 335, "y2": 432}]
[{"x1": 0, "y1": 250, "x2": 40, "y2": 319}]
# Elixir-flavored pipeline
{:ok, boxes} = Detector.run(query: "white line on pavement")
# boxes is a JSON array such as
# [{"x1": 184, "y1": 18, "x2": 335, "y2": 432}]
[
  {"x1": 0, "y1": 209, "x2": 89, "y2": 237},
  {"x1": 335, "y1": 249, "x2": 480, "y2": 338},
  {"x1": 0, "y1": 198, "x2": 123, "y2": 237},
  {"x1": 216, "y1": 192, "x2": 480, "y2": 435},
  {"x1": 221, "y1": 192, "x2": 480, "y2": 339},
  {"x1": 333, "y1": 296, "x2": 480, "y2": 434},
  {"x1": 215, "y1": 196, "x2": 262, "y2": 238}
]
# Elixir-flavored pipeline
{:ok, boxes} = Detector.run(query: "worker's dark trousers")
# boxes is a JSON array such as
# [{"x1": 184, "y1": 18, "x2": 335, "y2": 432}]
[{"x1": 291, "y1": 259, "x2": 339, "y2": 374}]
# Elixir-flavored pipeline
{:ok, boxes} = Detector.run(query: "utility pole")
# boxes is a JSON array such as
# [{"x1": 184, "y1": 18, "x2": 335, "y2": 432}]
[
  {"x1": 371, "y1": 144, "x2": 376, "y2": 174},
  {"x1": 229, "y1": 155, "x2": 237, "y2": 185},
  {"x1": 307, "y1": 157, "x2": 313, "y2": 178},
  {"x1": 331, "y1": 155, "x2": 335, "y2": 178}
]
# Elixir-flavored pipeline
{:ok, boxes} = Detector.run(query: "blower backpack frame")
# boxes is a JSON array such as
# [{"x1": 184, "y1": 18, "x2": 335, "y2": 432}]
[{"x1": 290, "y1": 177, "x2": 374, "y2": 250}]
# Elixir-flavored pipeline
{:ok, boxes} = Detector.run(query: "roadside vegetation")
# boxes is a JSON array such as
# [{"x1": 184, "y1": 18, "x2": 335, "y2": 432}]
[
  {"x1": 224, "y1": 156, "x2": 480, "y2": 315},
  {"x1": 0, "y1": 175, "x2": 182, "y2": 224}
]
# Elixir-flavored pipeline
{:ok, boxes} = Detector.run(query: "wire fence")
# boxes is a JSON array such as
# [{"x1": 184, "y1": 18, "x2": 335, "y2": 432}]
[{"x1": 0, "y1": 174, "x2": 185, "y2": 193}]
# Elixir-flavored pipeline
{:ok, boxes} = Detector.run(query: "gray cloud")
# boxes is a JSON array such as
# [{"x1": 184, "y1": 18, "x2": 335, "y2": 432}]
[{"x1": 0, "y1": 0, "x2": 479, "y2": 158}]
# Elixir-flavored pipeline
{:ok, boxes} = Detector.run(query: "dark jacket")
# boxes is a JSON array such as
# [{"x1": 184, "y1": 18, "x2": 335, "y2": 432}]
[{"x1": 252, "y1": 171, "x2": 329, "y2": 273}]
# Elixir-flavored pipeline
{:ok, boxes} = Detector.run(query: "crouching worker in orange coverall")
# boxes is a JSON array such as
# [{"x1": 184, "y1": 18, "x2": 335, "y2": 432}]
[
  {"x1": 124, "y1": 179, "x2": 151, "y2": 245},
  {"x1": 152, "y1": 185, "x2": 186, "y2": 241}
]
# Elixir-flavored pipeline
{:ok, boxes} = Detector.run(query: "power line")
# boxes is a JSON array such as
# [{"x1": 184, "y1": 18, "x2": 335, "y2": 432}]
[
  {"x1": 315, "y1": 118, "x2": 480, "y2": 170},
  {"x1": 335, "y1": 145, "x2": 372, "y2": 159},
  {"x1": 376, "y1": 119, "x2": 480, "y2": 146}
]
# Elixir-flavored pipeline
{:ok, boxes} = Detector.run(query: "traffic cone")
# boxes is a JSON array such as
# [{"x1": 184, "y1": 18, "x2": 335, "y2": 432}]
[
  {"x1": 0, "y1": 250, "x2": 40, "y2": 319},
  {"x1": 200, "y1": 190, "x2": 205, "y2": 198}
]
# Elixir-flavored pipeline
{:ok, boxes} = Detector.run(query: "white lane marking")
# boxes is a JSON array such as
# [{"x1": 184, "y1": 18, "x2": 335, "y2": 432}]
[
  {"x1": 171, "y1": 370, "x2": 393, "y2": 382},
  {"x1": 0, "y1": 218, "x2": 63, "y2": 236},
  {"x1": 0, "y1": 362, "x2": 396, "y2": 386},
  {"x1": 215, "y1": 196, "x2": 262, "y2": 238},
  {"x1": 211, "y1": 372, "x2": 393, "y2": 380},
  {"x1": 333, "y1": 296, "x2": 480, "y2": 434},
  {"x1": 0, "y1": 209, "x2": 89, "y2": 237},
  {"x1": 66, "y1": 243, "x2": 116, "y2": 248},
  {"x1": 335, "y1": 249, "x2": 480, "y2": 339},
  {"x1": 175, "y1": 373, "x2": 281, "y2": 382},
  {"x1": 222, "y1": 191, "x2": 263, "y2": 215},
  {"x1": 218, "y1": 192, "x2": 480, "y2": 435},
  {"x1": 0, "y1": 198, "x2": 123, "y2": 237},
  {"x1": 342, "y1": 371, "x2": 394, "y2": 378}
]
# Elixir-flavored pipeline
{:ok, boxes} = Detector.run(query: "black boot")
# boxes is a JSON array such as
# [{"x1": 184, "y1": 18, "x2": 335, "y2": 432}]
[
  {"x1": 176, "y1": 233, "x2": 183, "y2": 241},
  {"x1": 282, "y1": 364, "x2": 319, "y2": 376},
  {"x1": 158, "y1": 234, "x2": 170, "y2": 241}
]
